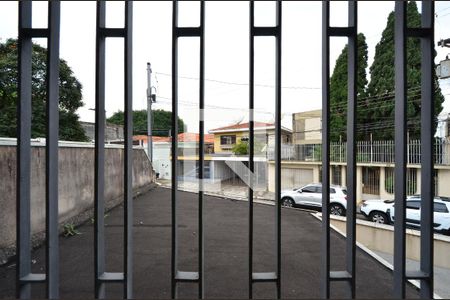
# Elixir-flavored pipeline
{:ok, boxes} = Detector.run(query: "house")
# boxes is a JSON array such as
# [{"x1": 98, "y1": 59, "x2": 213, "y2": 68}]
[
  {"x1": 133, "y1": 133, "x2": 214, "y2": 180},
  {"x1": 266, "y1": 109, "x2": 450, "y2": 202},
  {"x1": 208, "y1": 121, "x2": 292, "y2": 154},
  {"x1": 292, "y1": 109, "x2": 322, "y2": 145}
]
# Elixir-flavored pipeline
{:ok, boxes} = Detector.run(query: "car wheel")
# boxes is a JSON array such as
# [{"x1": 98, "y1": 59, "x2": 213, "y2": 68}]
[
  {"x1": 369, "y1": 211, "x2": 389, "y2": 224},
  {"x1": 330, "y1": 203, "x2": 346, "y2": 216},
  {"x1": 282, "y1": 197, "x2": 295, "y2": 208}
]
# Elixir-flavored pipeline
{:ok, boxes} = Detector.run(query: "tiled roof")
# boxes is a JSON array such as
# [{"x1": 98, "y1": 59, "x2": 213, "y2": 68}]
[
  {"x1": 133, "y1": 133, "x2": 214, "y2": 143},
  {"x1": 209, "y1": 122, "x2": 273, "y2": 132}
]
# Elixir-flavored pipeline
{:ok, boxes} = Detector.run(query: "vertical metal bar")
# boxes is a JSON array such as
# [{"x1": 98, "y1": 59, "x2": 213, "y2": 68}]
[
  {"x1": 248, "y1": 2, "x2": 254, "y2": 299},
  {"x1": 420, "y1": 1, "x2": 434, "y2": 298},
  {"x1": 198, "y1": 1, "x2": 205, "y2": 298},
  {"x1": 124, "y1": 2, "x2": 133, "y2": 298},
  {"x1": 94, "y1": 2, "x2": 106, "y2": 298},
  {"x1": 16, "y1": 2, "x2": 32, "y2": 298},
  {"x1": 275, "y1": 1, "x2": 282, "y2": 299},
  {"x1": 171, "y1": 1, "x2": 179, "y2": 298},
  {"x1": 394, "y1": 1, "x2": 407, "y2": 298},
  {"x1": 321, "y1": 1, "x2": 331, "y2": 298},
  {"x1": 46, "y1": 2, "x2": 61, "y2": 298},
  {"x1": 346, "y1": 1, "x2": 357, "y2": 298}
]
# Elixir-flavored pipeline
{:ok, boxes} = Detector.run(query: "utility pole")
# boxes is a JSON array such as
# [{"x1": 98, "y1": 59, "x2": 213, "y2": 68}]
[{"x1": 147, "y1": 62, "x2": 153, "y2": 162}]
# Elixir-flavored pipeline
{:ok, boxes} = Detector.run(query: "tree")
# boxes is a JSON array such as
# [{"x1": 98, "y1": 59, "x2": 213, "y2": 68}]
[
  {"x1": 107, "y1": 109, "x2": 185, "y2": 136},
  {"x1": 231, "y1": 140, "x2": 266, "y2": 155},
  {"x1": 366, "y1": 1, "x2": 444, "y2": 140},
  {"x1": 330, "y1": 33, "x2": 369, "y2": 141},
  {"x1": 0, "y1": 39, "x2": 88, "y2": 141}
]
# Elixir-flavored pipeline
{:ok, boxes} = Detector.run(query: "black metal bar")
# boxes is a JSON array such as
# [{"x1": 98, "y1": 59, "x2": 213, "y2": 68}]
[
  {"x1": 175, "y1": 271, "x2": 199, "y2": 282},
  {"x1": 419, "y1": 1, "x2": 434, "y2": 298},
  {"x1": 394, "y1": 1, "x2": 407, "y2": 298},
  {"x1": 98, "y1": 272, "x2": 124, "y2": 282},
  {"x1": 99, "y1": 28, "x2": 126, "y2": 38},
  {"x1": 20, "y1": 28, "x2": 48, "y2": 38},
  {"x1": 252, "y1": 272, "x2": 277, "y2": 282},
  {"x1": 406, "y1": 270, "x2": 430, "y2": 280},
  {"x1": 406, "y1": 27, "x2": 433, "y2": 38},
  {"x1": 16, "y1": 1, "x2": 32, "y2": 298},
  {"x1": 46, "y1": 2, "x2": 61, "y2": 298},
  {"x1": 321, "y1": 1, "x2": 330, "y2": 298},
  {"x1": 252, "y1": 26, "x2": 280, "y2": 36},
  {"x1": 171, "y1": 1, "x2": 179, "y2": 298},
  {"x1": 94, "y1": 2, "x2": 106, "y2": 298},
  {"x1": 175, "y1": 27, "x2": 201, "y2": 37},
  {"x1": 20, "y1": 274, "x2": 46, "y2": 283},
  {"x1": 329, "y1": 271, "x2": 352, "y2": 282},
  {"x1": 248, "y1": 1, "x2": 282, "y2": 298},
  {"x1": 198, "y1": 1, "x2": 205, "y2": 298},
  {"x1": 171, "y1": 2, "x2": 204, "y2": 298},
  {"x1": 328, "y1": 26, "x2": 354, "y2": 37},
  {"x1": 346, "y1": 1, "x2": 357, "y2": 298},
  {"x1": 248, "y1": 2, "x2": 254, "y2": 298},
  {"x1": 124, "y1": 2, "x2": 133, "y2": 299},
  {"x1": 275, "y1": 2, "x2": 282, "y2": 299}
]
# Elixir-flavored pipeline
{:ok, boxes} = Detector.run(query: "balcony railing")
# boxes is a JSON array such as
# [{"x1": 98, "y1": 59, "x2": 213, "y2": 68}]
[{"x1": 268, "y1": 138, "x2": 450, "y2": 165}]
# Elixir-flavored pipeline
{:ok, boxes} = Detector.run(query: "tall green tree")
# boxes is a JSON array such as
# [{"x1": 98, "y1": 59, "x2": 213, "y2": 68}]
[
  {"x1": 330, "y1": 33, "x2": 369, "y2": 141},
  {"x1": 0, "y1": 39, "x2": 88, "y2": 141},
  {"x1": 107, "y1": 109, "x2": 185, "y2": 136},
  {"x1": 366, "y1": 1, "x2": 444, "y2": 140}
]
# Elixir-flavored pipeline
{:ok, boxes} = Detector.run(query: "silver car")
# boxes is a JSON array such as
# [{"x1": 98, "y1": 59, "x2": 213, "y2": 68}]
[{"x1": 281, "y1": 183, "x2": 348, "y2": 216}]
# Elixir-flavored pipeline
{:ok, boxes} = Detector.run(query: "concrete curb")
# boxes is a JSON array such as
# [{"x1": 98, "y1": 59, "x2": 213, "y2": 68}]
[{"x1": 310, "y1": 212, "x2": 442, "y2": 299}]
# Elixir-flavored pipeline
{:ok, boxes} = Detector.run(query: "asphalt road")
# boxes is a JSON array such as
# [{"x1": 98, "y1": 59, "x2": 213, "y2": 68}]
[{"x1": 0, "y1": 187, "x2": 418, "y2": 298}]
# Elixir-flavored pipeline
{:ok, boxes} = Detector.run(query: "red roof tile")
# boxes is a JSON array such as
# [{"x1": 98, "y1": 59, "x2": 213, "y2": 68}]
[
  {"x1": 209, "y1": 122, "x2": 273, "y2": 132},
  {"x1": 133, "y1": 133, "x2": 214, "y2": 144}
]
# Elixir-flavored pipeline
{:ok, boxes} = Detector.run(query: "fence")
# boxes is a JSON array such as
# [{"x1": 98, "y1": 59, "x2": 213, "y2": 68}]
[
  {"x1": 12, "y1": 1, "x2": 437, "y2": 299},
  {"x1": 268, "y1": 139, "x2": 450, "y2": 165}
]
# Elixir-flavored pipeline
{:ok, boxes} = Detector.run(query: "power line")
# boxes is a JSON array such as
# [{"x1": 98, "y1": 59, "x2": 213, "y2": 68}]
[
  {"x1": 436, "y1": 6, "x2": 450, "y2": 15},
  {"x1": 155, "y1": 72, "x2": 321, "y2": 90}
]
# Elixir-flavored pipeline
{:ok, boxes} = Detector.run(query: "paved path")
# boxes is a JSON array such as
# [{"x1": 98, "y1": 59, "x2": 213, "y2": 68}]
[{"x1": 0, "y1": 187, "x2": 418, "y2": 298}]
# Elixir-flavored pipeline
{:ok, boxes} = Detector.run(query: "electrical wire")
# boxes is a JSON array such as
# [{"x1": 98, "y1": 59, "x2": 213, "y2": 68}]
[{"x1": 155, "y1": 72, "x2": 321, "y2": 90}]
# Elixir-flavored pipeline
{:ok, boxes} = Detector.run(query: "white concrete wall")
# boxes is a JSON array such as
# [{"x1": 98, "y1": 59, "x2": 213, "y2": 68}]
[
  {"x1": 0, "y1": 144, "x2": 154, "y2": 249},
  {"x1": 329, "y1": 215, "x2": 450, "y2": 269},
  {"x1": 438, "y1": 168, "x2": 450, "y2": 196},
  {"x1": 153, "y1": 143, "x2": 171, "y2": 179}
]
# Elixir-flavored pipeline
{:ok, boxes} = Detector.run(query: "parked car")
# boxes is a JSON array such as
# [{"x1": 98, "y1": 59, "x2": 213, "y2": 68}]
[
  {"x1": 281, "y1": 183, "x2": 347, "y2": 216},
  {"x1": 360, "y1": 199, "x2": 394, "y2": 224},
  {"x1": 387, "y1": 197, "x2": 450, "y2": 235}
]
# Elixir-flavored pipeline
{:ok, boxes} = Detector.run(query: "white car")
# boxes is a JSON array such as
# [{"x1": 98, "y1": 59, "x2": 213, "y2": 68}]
[
  {"x1": 387, "y1": 196, "x2": 450, "y2": 235},
  {"x1": 281, "y1": 183, "x2": 347, "y2": 216},
  {"x1": 360, "y1": 199, "x2": 394, "y2": 224}
]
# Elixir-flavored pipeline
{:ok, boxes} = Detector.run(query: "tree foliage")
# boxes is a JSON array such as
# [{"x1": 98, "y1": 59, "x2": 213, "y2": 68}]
[
  {"x1": 0, "y1": 39, "x2": 88, "y2": 141},
  {"x1": 366, "y1": 1, "x2": 444, "y2": 139},
  {"x1": 330, "y1": 33, "x2": 368, "y2": 141},
  {"x1": 231, "y1": 140, "x2": 266, "y2": 155},
  {"x1": 107, "y1": 109, "x2": 185, "y2": 136},
  {"x1": 329, "y1": 1, "x2": 444, "y2": 141}
]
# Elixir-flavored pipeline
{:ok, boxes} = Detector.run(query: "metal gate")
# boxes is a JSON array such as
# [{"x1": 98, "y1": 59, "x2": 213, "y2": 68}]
[{"x1": 13, "y1": 1, "x2": 437, "y2": 299}]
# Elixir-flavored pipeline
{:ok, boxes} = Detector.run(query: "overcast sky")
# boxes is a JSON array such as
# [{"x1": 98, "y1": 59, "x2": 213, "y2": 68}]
[{"x1": 1, "y1": 1, "x2": 450, "y2": 134}]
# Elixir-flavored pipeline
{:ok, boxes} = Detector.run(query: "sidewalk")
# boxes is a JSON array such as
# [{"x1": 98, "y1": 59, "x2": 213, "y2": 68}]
[
  {"x1": 372, "y1": 250, "x2": 450, "y2": 299},
  {"x1": 157, "y1": 179, "x2": 276, "y2": 203}
]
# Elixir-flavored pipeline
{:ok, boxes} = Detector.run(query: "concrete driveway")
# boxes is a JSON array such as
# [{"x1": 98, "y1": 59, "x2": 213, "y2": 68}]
[{"x1": 0, "y1": 187, "x2": 418, "y2": 298}]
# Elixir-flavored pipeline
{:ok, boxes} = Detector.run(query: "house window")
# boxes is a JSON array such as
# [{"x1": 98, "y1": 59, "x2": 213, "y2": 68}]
[{"x1": 220, "y1": 135, "x2": 236, "y2": 146}]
